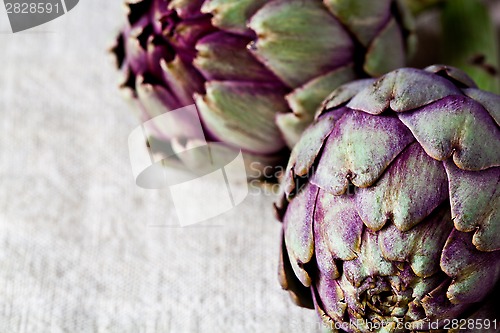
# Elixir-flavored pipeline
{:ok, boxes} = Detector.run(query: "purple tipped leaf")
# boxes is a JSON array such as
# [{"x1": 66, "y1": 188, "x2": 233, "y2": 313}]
[
  {"x1": 165, "y1": 16, "x2": 215, "y2": 50},
  {"x1": 278, "y1": 65, "x2": 357, "y2": 147},
  {"x1": 194, "y1": 32, "x2": 281, "y2": 82},
  {"x1": 425, "y1": 65, "x2": 478, "y2": 88},
  {"x1": 399, "y1": 95, "x2": 500, "y2": 170},
  {"x1": 379, "y1": 206, "x2": 453, "y2": 277},
  {"x1": 125, "y1": 27, "x2": 150, "y2": 75},
  {"x1": 314, "y1": 270, "x2": 347, "y2": 323},
  {"x1": 136, "y1": 77, "x2": 185, "y2": 122},
  {"x1": 195, "y1": 81, "x2": 287, "y2": 154},
  {"x1": 321, "y1": 79, "x2": 375, "y2": 113},
  {"x1": 160, "y1": 56, "x2": 205, "y2": 107},
  {"x1": 416, "y1": 280, "x2": 469, "y2": 328},
  {"x1": 278, "y1": 233, "x2": 314, "y2": 309},
  {"x1": 168, "y1": 0, "x2": 205, "y2": 19},
  {"x1": 282, "y1": 113, "x2": 340, "y2": 198},
  {"x1": 440, "y1": 230, "x2": 500, "y2": 305},
  {"x1": 314, "y1": 190, "x2": 363, "y2": 261},
  {"x1": 444, "y1": 160, "x2": 500, "y2": 251},
  {"x1": 200, "y1": 0, "x2": 267, "y2": 36},
  {"x1": 356, "y1": 143, "x2": 449, "y2": 232},
  {"x1": 463, "y1": 88, "x2": 500, "y2": 125},
  {"x1": 348, "y1": 68, "x2": 462, "y2": 114},
  {"x1": 311, "y1": 110, "x2": 414, "y2": 195},
  {"x1": 283, "y1": 183, "x2": 319, "y2": 287}
]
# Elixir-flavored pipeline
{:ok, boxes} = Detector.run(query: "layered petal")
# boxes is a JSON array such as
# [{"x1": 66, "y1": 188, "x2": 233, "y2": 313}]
[
  {"x1": 440, "y1": 230, "x2": 500, "y2": 304},
  {"x1": 160, "y1": 56, "x2": 205, "y2": 107},
  {"x1": 348, "y1": 68, "x2": 462, "y2": 114},
  {"x1": 279, "y1": 233, "x2": 314, "y2": 309},
  {"x1": 444, "y1": 161, "x2": 500, "y2": 251},
  {"x1": 193, "y1": 32, "x2": 280, "y2": 82},
  {"x1": 168, "y1": 0, "x2": 204, "y2": 19},
  {"x1": 355, "y1": 143, "x2": 448, "y2": 232},
  {"x1": 364, "y1": 18, "x2": 406, "y2": 77},
  {"x1": 425, "y1": 65, "x2": 478, "y2": 89},
  {"x1": 379, "y1": 206, "x2": 453, "y2": 277},
  {"x1": 195, "y1": 81, "x2": 287, "y2": 154},
  {"x1": 463, "y1": 88, "x2": 500, "y2": 125},
  {"x1": 343, "y1": 231, "x2": 396, "y2": 287},
  {"x1": 283, "y1": 183, "x2": 319, "y2": 287},
  {"x1": 282, "y1": 112, "x2": 342, "y2": 198},
  {"x1": 277, "y1": 65, "x2": 357, "y2": 147},
  {"x1": 248, "y1": 0, "x2": 354, "y2": 88},
  {"x1": 399, "y1": 95, "x2": 500, "y2": 170},
  {"x1": 321, "y1": 79, "x2": 375, "y2": 112},
  {"x1": 201, "y1": 0, "x2": 267, "y2": 35},
  {"x1": 311, "y1": 110, "x2": 414, "y2": 195},
  {"x1": 315, "y1": 190, "x2": 363, "y2": 262},
  {"x1": 323, "y1": 0, "x2": 392, "y2": 47}
]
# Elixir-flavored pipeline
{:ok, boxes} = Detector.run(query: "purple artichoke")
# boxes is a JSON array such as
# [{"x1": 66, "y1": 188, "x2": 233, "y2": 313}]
[
  {"x1": 276, "y1": 65, "x2": 500, "y2": 332},
  {"x1": 112, "y1": 0, "x2": 414, "y2": 174}
]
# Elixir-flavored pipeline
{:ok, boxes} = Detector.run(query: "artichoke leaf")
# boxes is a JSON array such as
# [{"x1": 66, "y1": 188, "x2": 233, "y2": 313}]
[
  {"x1": 168, "y1": 0, "x2": 204, "y2": 19},
  {"x1": 277, "y1": 65, "x2": 357, "y2": 148},
  {"x1": 321, "y1": 78, "x2": 375, "y2": 113},
  {"x1": 379, "y1": 206, "x2": 453, "y2": 277},
  {"x1": 343, "y1": 231, "x2": 396, "y2": 287},
  {"x1": 195, "y1": 81, "x2": 287, "y2": 154},
  {"x1": 323, "y1": 0, "x2": 392, "y2": 47},
  {"x1": 356, "y1": 143, "x2": 449, "y2": 232},
  {"x1": 194, "y1": 31, "x2": 279, "y2": 82},
  {"x1": 444, "y1": 160, "x2": 500, "y2": 251},
  {"x1": 440, "y1": 230, "x2": 500, "y2": 304},
  {"x1": 282, "y1": 112, "x2": 342, "y2": 198},
  {"x1": 315, "y1": 190, "x2": 363, "y2": 262},
  {"x1": 283, "y1": 183, "x2": 319, "y2": 287},
  {"x1": 201, "y1": 0, "x2": 267, "y2": 35},
  {"x1": 348, "y1": 68, "x2": 462, "y2": 114},
  {"x1": 160, "y1": 56, "x2": 205, "y2": 107},
  {"x1": 464, "y1": 88, "x2": 500, "y2": 126},
  {"x1": 314, "y1": 270, "x2": 346, "y2": 325},
  {"x1": 248, "y1": 0, "x2": 354, "y2": 88},
  {"x1": 426, "y1": 65, "x2": 478, "y2": 89},
  {"x1": 311, "y1": 110, "x2": 414, "y2": 195},
  {"x1": 364, "y1": 18, "x2": 406, "y2": 77},
  {"x1": 399, "y1": 95, "x2": 500, "y2": 170},
  {"x1": 278, "y1": 232, "x2": 314, "y2": 309}
]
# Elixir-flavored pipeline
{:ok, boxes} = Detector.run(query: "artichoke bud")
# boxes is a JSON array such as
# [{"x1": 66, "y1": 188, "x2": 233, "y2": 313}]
[
  {"x1": 113, "y1": 0, "x2": 414, "y2": 177},
  {"x1": 278, "y1": 66, "x2": 500, "y2": 332}
]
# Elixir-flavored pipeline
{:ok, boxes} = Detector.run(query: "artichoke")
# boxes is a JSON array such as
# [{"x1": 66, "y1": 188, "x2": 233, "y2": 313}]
[
  {"x1": 113, "y1": 0, "x2": 414, "y2": 175},
  {"x1": 276, "y1": 66, "x2": 500, "y2": 332}
]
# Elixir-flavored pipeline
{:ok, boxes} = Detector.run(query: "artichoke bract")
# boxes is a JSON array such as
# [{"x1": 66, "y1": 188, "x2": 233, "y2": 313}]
[
  {"x1": 113, "y1": 0, "x2": 414, "y2": 175},
  {"x1": 276, "y1": 66, "x2": 500, "y2": 332}
]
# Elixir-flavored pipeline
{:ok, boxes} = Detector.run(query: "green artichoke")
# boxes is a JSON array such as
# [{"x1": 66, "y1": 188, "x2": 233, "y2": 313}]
[
  {"x1": 113, "y1": 0, "x2": 414, "y2": 175},
  {"x1": 276, "y1": 66, "x2": 500, "y2": 332}
]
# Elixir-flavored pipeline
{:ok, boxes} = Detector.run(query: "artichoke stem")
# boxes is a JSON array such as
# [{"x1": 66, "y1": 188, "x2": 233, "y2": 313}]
[{"x1": 441, "y1": 0, "x2": 500, "y2": 93}]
